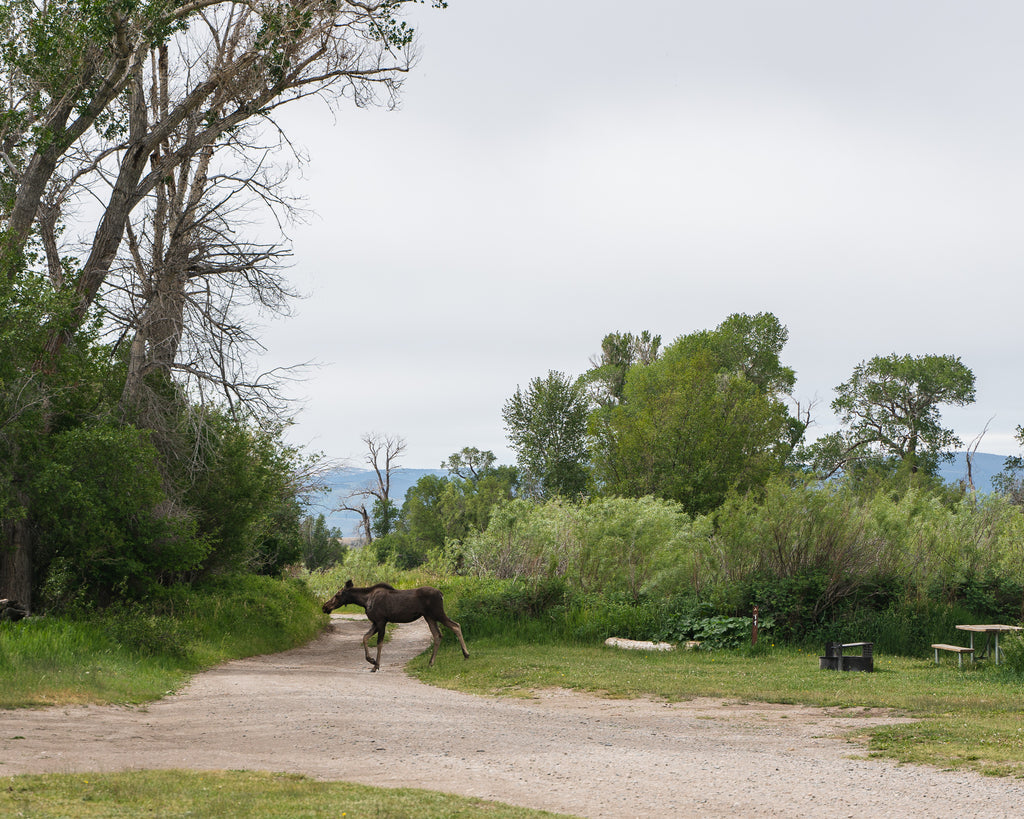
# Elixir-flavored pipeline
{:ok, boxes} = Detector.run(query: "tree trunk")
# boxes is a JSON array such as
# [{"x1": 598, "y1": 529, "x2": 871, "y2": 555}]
[{"x1": 0, "y1": 512, "x2": 33, "y2": 612}]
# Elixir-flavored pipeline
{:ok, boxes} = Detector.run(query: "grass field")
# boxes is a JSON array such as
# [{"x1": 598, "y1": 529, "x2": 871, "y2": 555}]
[
  {"x1": 408, "y1": 637, "x2": 1024, "y2": 778},
  {"x1": 0, "y1": 576, "x2": 326, "y2": 709},
  {"x1": 0, "y1": 770, "x2": 575, "y2": 818}
]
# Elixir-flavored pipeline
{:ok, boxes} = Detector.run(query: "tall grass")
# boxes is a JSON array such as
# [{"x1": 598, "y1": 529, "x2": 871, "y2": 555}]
[{"x1": 0, "y1": 575, "x2": 327, "y2": 708}]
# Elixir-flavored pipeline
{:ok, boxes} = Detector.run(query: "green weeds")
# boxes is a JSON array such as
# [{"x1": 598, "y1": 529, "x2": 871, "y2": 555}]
[
  {"x1": 0, "y1": 770, "x2": 573, "y2": 818},
  {"x1": 0, "y1": 575, "x2": 326, "y2": 708}
]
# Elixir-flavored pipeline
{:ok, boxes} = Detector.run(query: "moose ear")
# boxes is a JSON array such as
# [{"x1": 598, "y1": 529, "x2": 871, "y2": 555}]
[{"x1": 345, "y1": 579, "x2": 354, "y2": 588}]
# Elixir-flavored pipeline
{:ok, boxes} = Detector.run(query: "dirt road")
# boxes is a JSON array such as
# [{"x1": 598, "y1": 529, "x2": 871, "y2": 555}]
[{"x1": 3, "y1": 615, "x2": 1024, "y2": 818}]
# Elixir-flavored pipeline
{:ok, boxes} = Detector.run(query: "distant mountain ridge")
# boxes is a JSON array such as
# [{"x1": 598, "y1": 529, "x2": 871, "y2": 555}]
[
  {"x1": 309, "y1": 454, "x2": 1013, "y2": 535},
  {"x1": 936, "y1": 451, "x2": 1007, "y2": 494}
]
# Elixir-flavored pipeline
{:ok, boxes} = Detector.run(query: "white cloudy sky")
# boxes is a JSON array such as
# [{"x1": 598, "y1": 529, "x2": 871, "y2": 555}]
[{"x1": 260, "y1": 1, "x2": 1024, "y2": 469}]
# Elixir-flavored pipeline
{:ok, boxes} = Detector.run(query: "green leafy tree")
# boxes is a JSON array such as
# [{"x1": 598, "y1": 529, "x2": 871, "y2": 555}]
[
  {"x1": 381, "y1": 455, "x2": 520, "y2": 567},
  {"x1": 671, "y1": 312, "x2": 796, "y2": 397},
  {"x1": 590, "y1": 314, "x2": 800, "y2": 516},
  {"x1": 300, "y1": 514, "x2": 346, "y2": 572},
  {"x1": 503, "y1": 371, "x2": 590, "y2": 498},
  {"x1": 441, "y1": 446, "x2": 498, "y2": 481},
  {"x1": 583, "y1": 330, "x2": 662, "y2": 406},
  {"x1": 594, "y1": 347, "x2": 794, "y2": 516},
  {"x1": 804, "y1": 354, "x2": 976, "y2": 479},
  {"x1": 29, "y1": 424, "x2": 208, "y2": 607},
  {"x1": 371, "y1": 497, "x2": 399, "y2": 539},
  {"x1": 0, "y1": 270, "x2": 122, "y2": 606},
  {"x1": 402, "y1": 473, "x2": 451, "y2": 547},
  {"x1": 993, "y1": 425, "x2": 1024, "y2": 505},
  {"x1": 184, "y1": 413, "x2": 307, "y2": 575}
]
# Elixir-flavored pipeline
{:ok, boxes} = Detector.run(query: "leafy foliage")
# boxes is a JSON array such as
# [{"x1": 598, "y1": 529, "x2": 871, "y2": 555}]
[
  {"x1": 592, "y1": 346, "x2": 794, "y2": 515},
  {"x1": 29, "y1": 424, "x2": 208, "y2": 606},
  {"x1": 803, "y1": 353, "x2": 976, "y2": 478},
  {"x1": 185, "y1": 414, "x2": 308, "y2": 576},
  {"x1": 583, "y1": 330, "x2": 661, "y2": 406},
  {"x1": 503, "y1": 370, "x2": 590, "y2": 498},
  {"x1": 459, "y1": 495, "x2": 706, "y2": 600},
  {"x1": 365, "y1": 458, "x2": 520, "y2": 571},
  {"x1": 300, "y1": 514, "x2": 346, "y2": 572},
  {"x1": 656, "y1": 613, "x2": 772, "y2": 649}
]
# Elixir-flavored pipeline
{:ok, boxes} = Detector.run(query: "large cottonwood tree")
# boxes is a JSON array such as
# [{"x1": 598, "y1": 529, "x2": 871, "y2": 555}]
[
  {"x1": 0, "y1": 0, "x2": 444, "y2": 605},
  {"x1": 503, "y1": 371, "x2": 590, "y2": 499},
  {"x1": 590, "y1": 313, "x2": 802, "y2": 516},
  {"x1": 804, "y1": 353, "x2": 976, "y2": 479}
]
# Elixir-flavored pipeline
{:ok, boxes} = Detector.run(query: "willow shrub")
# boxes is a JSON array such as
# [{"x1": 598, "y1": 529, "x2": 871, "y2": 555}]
[
  {"x1": 448, "y1": 479, "x2": 1024, "y2": 654},
  {"x1": 868, "y1": 489, "x2": 1024, "y2": 610},
  {"x1": 701, "y1": 478, "x2": 1024, "y2": 649},
  {"x1": 451, "y1": 576, "x2": 692, "y2": 645},
  {"x1": 459, "y1": 496, "x2": 708, "y2": 600}
]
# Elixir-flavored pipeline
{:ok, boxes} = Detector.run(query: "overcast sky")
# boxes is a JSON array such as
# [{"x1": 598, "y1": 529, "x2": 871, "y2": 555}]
[{"x1": 260, "y1": 1, "x2": 1024, "y2": 471}]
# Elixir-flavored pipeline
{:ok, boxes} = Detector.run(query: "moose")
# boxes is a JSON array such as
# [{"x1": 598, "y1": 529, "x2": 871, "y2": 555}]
[{"x1": 322, "y1": 580, "x2": 469, "y2": 672}]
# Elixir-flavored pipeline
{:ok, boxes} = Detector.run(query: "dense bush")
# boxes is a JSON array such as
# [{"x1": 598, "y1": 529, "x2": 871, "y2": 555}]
[
  {"x1": 459, "y1": 495, "x2": 706, "y2": 600},
  {"x1": 30, "y1": 425, "x2": 209, "y2": 607},
  {"x1": 451, "y1": 577, "x2": 672, "y2": 645},
  {"x1": 447, "y1": 476, "x2": 1024, "y2": 656},
  {"x1": 655, "y1": 612, "x2": 771, "y2": 649},
  {"x1": 185, "y1": 414, "x2": 306, "y2": 576}
]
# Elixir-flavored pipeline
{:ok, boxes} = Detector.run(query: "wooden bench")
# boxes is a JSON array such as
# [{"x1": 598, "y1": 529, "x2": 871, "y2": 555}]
[{"x1": 931, "y1": 643, "x2": 974, "y2": 667}]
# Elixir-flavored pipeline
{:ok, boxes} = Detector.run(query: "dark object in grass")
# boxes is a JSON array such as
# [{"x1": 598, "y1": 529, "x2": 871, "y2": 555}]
[
  {"x1": 819, "y1": 641, "x2": 874, "y2": 672},
  {"x1": 322, "y1": 580, "x2": 469, "y2": 672},
  {"x1": 0, "y1": 598, "x2": 28, "y2": 621}
]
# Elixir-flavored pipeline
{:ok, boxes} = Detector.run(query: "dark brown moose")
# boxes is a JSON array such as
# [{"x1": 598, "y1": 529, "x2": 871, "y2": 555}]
[{"x1": 322, "y1": 580, "x2": 469, "y2": 672}]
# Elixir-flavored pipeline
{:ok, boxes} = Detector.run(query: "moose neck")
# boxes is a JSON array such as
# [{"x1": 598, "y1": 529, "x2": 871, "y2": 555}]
[{"x1": 346, "y1": 586, "x2": 376, "y2": 608}]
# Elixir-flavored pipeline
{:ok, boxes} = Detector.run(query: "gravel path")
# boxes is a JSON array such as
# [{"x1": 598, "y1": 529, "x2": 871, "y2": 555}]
[{"x1": 3, "y1": 615, "x2": 1024, "y2": 818}]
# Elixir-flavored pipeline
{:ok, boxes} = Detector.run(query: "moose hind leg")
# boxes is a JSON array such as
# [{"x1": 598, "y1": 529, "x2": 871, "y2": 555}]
[{"x1": 442, "y1": 616, "x2": 470, "y2": 659}]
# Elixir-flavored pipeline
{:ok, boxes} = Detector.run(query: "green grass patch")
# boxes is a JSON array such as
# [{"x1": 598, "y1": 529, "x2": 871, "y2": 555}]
[
  {"x1": 0, "y1": 770, "x2": 576, "y2": 818},
  {"x1": 410, "y1": 637, "x2": 1024, "y2": 777},
  {"x1": 0, "y1": 575, "x2": 327, "y2": 708}
]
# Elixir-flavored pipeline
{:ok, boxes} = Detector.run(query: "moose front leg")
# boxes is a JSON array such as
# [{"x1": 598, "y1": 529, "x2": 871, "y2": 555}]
[
  {"x1": 373, "y1": 629, "x2": 385, "y2": 671},
  {"x1": 362, "y1": 624, "x2": 382, "y2": 670}
]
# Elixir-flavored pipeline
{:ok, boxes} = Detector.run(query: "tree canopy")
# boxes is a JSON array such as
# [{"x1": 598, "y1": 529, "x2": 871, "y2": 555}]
[
  {"x1": 584, "y1": 314, "x2": 801, "y2": 516},
  {"x1": 0, "y1": 0, "x2": 441, "y2": 608},
  {"x1": 803, "y1": 353, "x2": 976, "y2": 479},
  {"x1": 502, "y1": 371, "x2": 590, "y2": 499}
]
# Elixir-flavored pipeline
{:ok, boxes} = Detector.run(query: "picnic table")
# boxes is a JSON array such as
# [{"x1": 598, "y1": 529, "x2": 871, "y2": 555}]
[{"x1": 955, "y1": 624, "x2": 1023, "y2": 665}]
